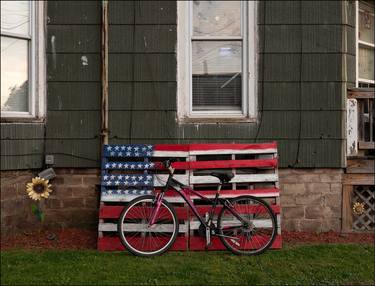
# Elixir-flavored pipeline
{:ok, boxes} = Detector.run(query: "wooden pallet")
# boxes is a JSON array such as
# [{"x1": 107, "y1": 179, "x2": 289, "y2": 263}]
[{"x1": 98, "y1": 143, "x2": 282, "y2": 251}]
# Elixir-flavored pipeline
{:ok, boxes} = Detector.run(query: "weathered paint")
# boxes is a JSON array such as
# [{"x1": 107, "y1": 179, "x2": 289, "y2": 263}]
[{"x1": 1, "y1": 0, "x2": 356, "y2": 170}]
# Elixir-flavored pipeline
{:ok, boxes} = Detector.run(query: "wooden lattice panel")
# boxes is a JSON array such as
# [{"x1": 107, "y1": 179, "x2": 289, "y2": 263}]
[{"x1": 352, "y1": 185, "x2": 375, "y2": 231}]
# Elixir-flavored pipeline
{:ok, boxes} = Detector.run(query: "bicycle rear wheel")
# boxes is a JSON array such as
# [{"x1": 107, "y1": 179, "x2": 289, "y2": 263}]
[
  {"x1": 118, "y1": 195, "x2": 179, "y2": 257},
  {"x1": 218, "y1": 196, "x2": 277, "y2": 255}
]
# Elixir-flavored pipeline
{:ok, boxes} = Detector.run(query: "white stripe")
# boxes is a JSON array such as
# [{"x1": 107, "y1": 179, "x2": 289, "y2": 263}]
[
  {"x1": 99, "y1": 223, "x2": 187, "y2": 233},
  {"x1": 100, "y1": 191, "x2": 279, "y2": 203},
  {"x1": 153, "y1": 151, "x2": 189, "y2": 157},
  {"x1": 190, "y1": 174, "x2": 278, "y2": 184},
  {"x1": 189, "y1": 148, "x2": 277, "y2": 155}
]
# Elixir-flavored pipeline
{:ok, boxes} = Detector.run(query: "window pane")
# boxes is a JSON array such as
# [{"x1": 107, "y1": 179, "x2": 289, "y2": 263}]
[
  {"x1": 359, "y1": 1, "x2": 374, "y2": 44},
  {"x1": 1, "y1": 1, "x2": 30, "y2": 36},
  {"x1": 193, "y1": 1, "x2": 241, "y2": 36},
  {"x1": 192, "y1": 41, "x2": 242, "y2": 111},
  {"x1": 1, "y1": 36, "x2": 29, "y2": 112},
  {"x1": 359, "y1": 45, "x2": 375, "y2": 81}
]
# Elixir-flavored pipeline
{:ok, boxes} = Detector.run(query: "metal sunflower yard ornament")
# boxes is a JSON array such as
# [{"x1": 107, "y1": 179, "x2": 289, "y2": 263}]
[
  {"x1": 352, "y1": 201, "x2": 365, "y2": 216},
  {"x1": 25, "y1": 177, "x2": 53, "y2": 222}
]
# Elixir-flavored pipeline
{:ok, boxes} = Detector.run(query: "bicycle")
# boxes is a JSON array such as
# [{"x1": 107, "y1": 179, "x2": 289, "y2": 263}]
[{"x1": 118, "y1": 160, "x2": 277, "y2": 257}]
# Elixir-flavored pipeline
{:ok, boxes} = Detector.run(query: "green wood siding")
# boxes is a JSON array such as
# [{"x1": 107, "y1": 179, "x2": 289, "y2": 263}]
[
  {"x1": 1, "y1": 0, "x2": 356, "y2": 170},
  {"x1": 45, "y1": 0, "x2": 101, "y2": 167},
  {"x1": 1, "y1": 124, "x2": 44, "y2": 170}
]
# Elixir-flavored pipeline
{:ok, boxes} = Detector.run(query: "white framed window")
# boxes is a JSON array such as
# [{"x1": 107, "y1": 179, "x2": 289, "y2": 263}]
[
  {"x1": 356, "y1": 0, "x2": 375, "y2": 88},
  {"x1": 1, "y1": 1, "x2": 45, "y2": 119},
  {"x1": 177, "y1": 1, "x2": 257, "y2": 121}
]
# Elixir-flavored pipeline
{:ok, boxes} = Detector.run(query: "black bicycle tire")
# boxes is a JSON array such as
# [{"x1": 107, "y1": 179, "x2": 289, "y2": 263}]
[
  {"x1": 117, "y1": 195, "x2": 179, "y2": 257},
  {"x1": 217, "y1": 195, "x2": 277, "y2": 255}
]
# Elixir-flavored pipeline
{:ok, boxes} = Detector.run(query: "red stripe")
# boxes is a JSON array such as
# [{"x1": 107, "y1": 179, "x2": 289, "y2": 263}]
[
  {"x1": 154, "y1": 144, "x2": 190, "y2": 151},
  {"x1": 189, "y1": 235, "x2": 282, "y2": 250},
  {"x1": 98, "y1": 236, "x2": 188, "y2": 251},
  {"x1": 99, "y1": 205, "x2": 189, "y2": 219},
  {"x1": 153, "y1": 188, "x2": 280, "y2": 198},
  {"x1": 189, "y1": 142, "x2": 277, "y2": 151},
  {"x1": 171, "y1": 158, "x2": 277, "y2": 170},
  {"x1": 100, "y1": 204, "x2": 280, "y2": 220},
  {"x1": 193, "y1": 204, "x2": 280, "y2": 216},
  {"x1": 154, "y1": 142, "x2": 277, "y2": 152}
]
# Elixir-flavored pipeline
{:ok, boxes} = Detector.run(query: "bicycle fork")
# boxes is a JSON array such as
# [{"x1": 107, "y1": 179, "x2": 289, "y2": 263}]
[{"x1": 148, "y1": 192, "x2": 164, "y2": 226}]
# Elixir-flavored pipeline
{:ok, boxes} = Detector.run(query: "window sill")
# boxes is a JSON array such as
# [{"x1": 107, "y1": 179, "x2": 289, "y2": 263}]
[
  {"x1": 1, "y1": 117, "x2": 45, "y2": 124},
  {"x1": 177, "y1": 116, "x2": 257, "y2": 124}
]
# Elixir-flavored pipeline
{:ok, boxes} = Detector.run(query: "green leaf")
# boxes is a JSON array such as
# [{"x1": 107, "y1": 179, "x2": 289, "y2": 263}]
[
  {"x1": 31, "y1": 204, "x2": 38, "y2": 214},
  {"x1": 39, "y1": 212, "x2": 45, "y2": 222}
]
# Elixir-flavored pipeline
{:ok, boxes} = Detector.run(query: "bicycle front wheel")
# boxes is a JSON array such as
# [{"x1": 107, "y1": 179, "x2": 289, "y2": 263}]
[
  {"x1": 118, "y1": 195, "x2": 179, "y2": 257},
  {"x1": 218, "y1": 196, "x2": 277, "y2": 255}
]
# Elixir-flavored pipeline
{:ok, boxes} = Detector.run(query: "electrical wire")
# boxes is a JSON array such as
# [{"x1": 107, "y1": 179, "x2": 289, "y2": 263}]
[
  {"x1": 290, "y1": 0, "x2": 303, "y2": 167},
  {"x1": 254, "y1": 1, "x2": 266, "y2": 142},
  {"x1": 127, "y1": 1, "x2": 137, "y2": 144}
]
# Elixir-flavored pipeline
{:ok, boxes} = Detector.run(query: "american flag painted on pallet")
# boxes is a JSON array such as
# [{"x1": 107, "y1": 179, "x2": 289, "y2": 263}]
[{"x1": 98, "y1": 142, "x2": 281, "y2": 251}]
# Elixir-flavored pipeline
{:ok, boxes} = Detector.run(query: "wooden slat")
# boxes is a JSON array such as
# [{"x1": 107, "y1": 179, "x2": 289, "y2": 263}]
[
  {"x1": 342, "y1": 185, "x2": 353, "y2": 233},
  {"x1": 101, "y1": 174, "x2": 188, "y2": 187},
  {"x1": 190, "y1": 174, "x2": 278, "y2": 184},
  {"x1": 99, "y1": 223, "x2": 187, "y2": 233},
  {"x1": 358, "y1": 141, "x2": 375, "y2": 150},
  {"x1": 99, "y1": 205, "x2": 189, "y2": 219},
  {"x1": 172, "y1": 159, "x2": 277, "y2": 170},
  {"x1": 100, "y1": 189, "x2": 280, "y2": 203},
  {"x1": 347, "y1": 159, "x2": 375, "y2": 174},
  {"x1": 347, "y1": 90, "x2": 375, "y2": 99},
  {"x1": 344, "y1": 174, "x2": 375, "y2": 185}
]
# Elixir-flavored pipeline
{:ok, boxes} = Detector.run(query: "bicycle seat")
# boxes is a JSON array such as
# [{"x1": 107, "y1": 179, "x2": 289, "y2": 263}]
[{"x1": 210, "y1": 172, "x2": 234, "y2": 183}]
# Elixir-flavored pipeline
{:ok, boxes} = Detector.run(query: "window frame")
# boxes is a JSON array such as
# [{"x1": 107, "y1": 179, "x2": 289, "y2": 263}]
[
  {"x1": 355, "y1": 0, "x2": 375, "y2": 87},
  {"x1": 177, "y1": 1, "x2": 257, "y2": 122},
  {"x1": 1, "y1": 1, "x2": 45, "y2": 120}
]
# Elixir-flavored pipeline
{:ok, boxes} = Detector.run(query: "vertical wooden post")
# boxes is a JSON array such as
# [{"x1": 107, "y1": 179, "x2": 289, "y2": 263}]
[
  {"x1": 101, "y1": 0, "x2": 109, "y2": 147},
  {"x1": 342, "y1": 185, "x2": 353, "y2": 233}
]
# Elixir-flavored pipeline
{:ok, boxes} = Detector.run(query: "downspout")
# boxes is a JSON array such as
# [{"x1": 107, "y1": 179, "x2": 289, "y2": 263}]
[{"x1": 101, "y1": 0, "x2": 109, "y2": 149}]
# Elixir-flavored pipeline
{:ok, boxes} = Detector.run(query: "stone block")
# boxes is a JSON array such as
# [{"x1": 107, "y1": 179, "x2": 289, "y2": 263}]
[
  {"x1": 282, "y1": 206, "x2": 305, "y2": 219},
  {"x1": 299, "y1": 219, "x2": 322, "y2": 232},
  {"x1": 321, "y1": 218, "x2": 341, "y2": 232},
  {"x1": 306, "y1": 183, "x2": 330, "y2": 194},
  {"x1": 62, "y1": 198, "x2": 85, "y2": 208},
  {"x1": 295, "y1": 193, "x2": 323, "y2": 206},
  {"x1": 82, "y1": 175, "x2": 100, "y2": 185},
  {"x1": 71, "y1": 185, "x2": 98, "y2": 198},
  {"x1": 280, "y1": 194, "x2": 296, "y2": 206},
  {"x1": 320, "y1": 172, "x2": 343, "y2": 183},
  {"x1": 330, "y1": 183, "x2": 342, "y2": 194},
  {"x1": 282, "y1": 219, "x2": 301, "y2": 231},
  {"x1": 280, "y1": 183, "x2": 306, "y2": 195},
  {"x1": 84, "y1": 197, "x2": 99, "y2": 208},
  {"x1": 323, "y1": 194, "x2": 341, "y2": 207}
]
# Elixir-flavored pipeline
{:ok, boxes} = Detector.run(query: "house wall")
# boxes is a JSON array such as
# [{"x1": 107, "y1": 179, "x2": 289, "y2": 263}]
[
  {"x1": 1, "y1": 168, "x2": 342, "y2": 235},
  {"x1": 1, "y1": 1, "x2": 356, "y2": 169},
  {"x1": 1, "y1": 1, "x2": 357, "y2": 235}
]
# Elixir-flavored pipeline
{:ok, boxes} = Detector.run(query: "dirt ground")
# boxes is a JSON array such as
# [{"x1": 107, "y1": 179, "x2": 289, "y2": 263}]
[{"x1": 1, "y1": 229, "x2": 374, "y2": 250}]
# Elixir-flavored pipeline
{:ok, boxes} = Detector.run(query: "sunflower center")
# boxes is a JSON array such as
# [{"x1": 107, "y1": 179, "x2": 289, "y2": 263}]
[{"x1": 33, "y1": 183, "x2": 45, "y2": 194}]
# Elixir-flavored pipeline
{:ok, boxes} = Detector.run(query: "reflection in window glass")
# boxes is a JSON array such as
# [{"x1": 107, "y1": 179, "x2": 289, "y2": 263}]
[
  {"x1": 193, "y1": 1, "x2": 241, "y2": 36},
  {"x1": 359, "y1": 1, "x2": 374, "y2": 44},
  {"x1": 359, "y1": 45, "x2": 375, "y2": 81},
  {"x1": 1, "y1": 36, "x2": 29, "y2": 112},
  {"x1": 192, "y1": 42, "x2": 242, "y2": 111},
  {"x1": 0, "y1": 1, "x2": 30, "y2": 36}
]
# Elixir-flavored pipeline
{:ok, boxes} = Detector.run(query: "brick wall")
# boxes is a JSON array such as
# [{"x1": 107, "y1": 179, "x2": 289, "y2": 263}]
[
  {"x1": 1, "y1": 168, "x2": 343, "y2": 235},
  {"x1": 1, "y1": 169, "x2": 100, "y2": 235}
]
